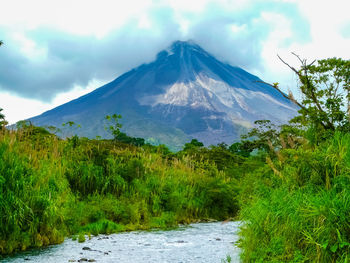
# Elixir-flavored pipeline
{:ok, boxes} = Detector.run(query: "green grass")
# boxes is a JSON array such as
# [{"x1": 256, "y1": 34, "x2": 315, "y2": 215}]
[
  {"x1": 0, "y1": 128, "x2": 241, "y2": 256},
  {"x1": 3, "y1": 124, "x2": 348, "y2": 262},
  {"x1": 238, "y1": 132, "x2": 350, "y2": 262}
]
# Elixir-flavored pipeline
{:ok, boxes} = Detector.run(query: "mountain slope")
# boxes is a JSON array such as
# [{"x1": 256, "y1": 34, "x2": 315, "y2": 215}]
[{"x1": 30, "y1": 40, "x2": 298, "y2": 150}]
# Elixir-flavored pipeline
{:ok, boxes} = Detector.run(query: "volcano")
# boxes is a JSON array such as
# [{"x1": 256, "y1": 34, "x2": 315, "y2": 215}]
[{"x1": 30, "y1": 40, "x2": 298, "y2": 150}]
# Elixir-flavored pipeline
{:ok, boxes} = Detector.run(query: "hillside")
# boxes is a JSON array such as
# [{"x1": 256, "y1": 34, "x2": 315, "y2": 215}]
[{"x1": 30, "y1": 41, "x2": 298, "y2": 150}]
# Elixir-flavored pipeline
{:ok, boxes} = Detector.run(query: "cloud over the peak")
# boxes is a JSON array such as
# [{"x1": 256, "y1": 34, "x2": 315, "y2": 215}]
[{"x1": 0, "y1": 0, "x2": 311, "y2": 101}]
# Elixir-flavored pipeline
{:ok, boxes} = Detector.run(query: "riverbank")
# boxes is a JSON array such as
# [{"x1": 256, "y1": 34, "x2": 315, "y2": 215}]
[
  {"x1": 0, "y1": 128, "x2": 244, "y2": 256},
  {"x1": 2, "y1": 221, "x2": 241, "y2": 263}
]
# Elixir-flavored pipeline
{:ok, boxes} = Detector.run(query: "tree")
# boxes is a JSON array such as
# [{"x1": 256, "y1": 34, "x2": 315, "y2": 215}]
[
  {"x1": 0, "y1": 108, "x2": 8, "y2": 129},
  {"x1": 244, "y1": 56, "x2": 350, "y2": 154},
  {"x1": 61, "y1": 121, "x2": 81, "y2": 138},
  {"x1": 105, "y1": 114, "x2": 122, "y2": 140},
  {"x1": 240, "y1": 120, "x2": 280, "y2": 153},
  {"x1": 183, "y1": 139, "x2": 204, "y2": 151},
  {"x1": 46, "y1": 125, "x2": 61, "y2": 135},
  {"x1": 0, "y1": 45, "x2": 6, "y2": 129},
  {"x1": 104, "y1": 114, "x2": 146, "y2": 146},
  {"x1": 16, "y1": 120, "x2": 31, "y2": 129},
  {"x1": 278, "y1": 54, "x2": 350, "y2": 135},
  {"x1": 229, "y1": 141, "x2": 254, "y2": 157}
]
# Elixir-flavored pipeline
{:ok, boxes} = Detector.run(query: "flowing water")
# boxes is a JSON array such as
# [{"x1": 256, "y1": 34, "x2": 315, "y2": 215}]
[{"x1": 2, "y1": 221, "x2": 241, "y2": 263}]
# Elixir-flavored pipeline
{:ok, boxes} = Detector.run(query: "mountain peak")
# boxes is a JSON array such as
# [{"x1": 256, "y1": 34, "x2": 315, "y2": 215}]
[
  {"x1": 155, "y1": 40, "x2": 208, "y2": 59},
  {"x1": 30, "y1": 41, "x2": 299, "y2": 150},
  {"x1": 170, "y1": 40, "x2": 199, "y2": 49},
  {"x1": 172, "y1": 40, "x2": 206, "y2": 52}
]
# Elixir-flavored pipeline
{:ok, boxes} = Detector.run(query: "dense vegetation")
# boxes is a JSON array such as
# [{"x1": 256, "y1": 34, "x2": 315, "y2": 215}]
[
  {"x1": 238, "y1": 56, "x2": 350, "y2": 262},
  {"x1": 239, "y1": 132, "x2": 350, "y2": 262},
  {"x1": 0, "y1": 37, "x2": 349, "y2": 263},
  {"x1": 0, "y1": 122, "x2": 248, "y2": 256}
]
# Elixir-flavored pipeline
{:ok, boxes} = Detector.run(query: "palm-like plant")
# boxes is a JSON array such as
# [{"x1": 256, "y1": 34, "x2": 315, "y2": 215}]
[
  {"x1": 0, "y1": 43, "x2": 6, "y2": 128},
  {"x1": 0, "y1": 108, "x2": 8, "y2": 129}
]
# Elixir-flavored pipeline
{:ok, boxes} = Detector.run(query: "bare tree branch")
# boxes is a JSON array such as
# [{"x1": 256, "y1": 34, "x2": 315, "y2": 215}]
[
  {"x1": 278, "y1": 53, "x2": 335, "y2": 130},
  {"x1": 254, "y1": 80, "x2": 305, "y2": 110},
  {"x1": 277, "y1": 54, "x2": 300, "y2": 76}
]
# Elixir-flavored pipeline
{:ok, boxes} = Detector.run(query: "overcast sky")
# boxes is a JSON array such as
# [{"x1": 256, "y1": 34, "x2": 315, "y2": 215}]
[{"x1": 1, "y1": 0, "x2": 349, "y2": 124}]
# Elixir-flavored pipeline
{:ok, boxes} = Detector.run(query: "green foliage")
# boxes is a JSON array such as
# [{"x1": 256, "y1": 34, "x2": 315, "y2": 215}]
[
  {"x1": 239, "y1": 133, "x2": 350, "y2": 262},
  {"x1": 183, "y1": 139, "x2": 204, "y2": 151},
  {"x1": 104, "y1": 114, "x2": 145, "y2": 146},
  {"x1": 228, "y1": 142, "x2": 253, "y2": 157},
  {"x1": 45, "y1": 125, "x2": 61, "y2": 135},
  {"x1": 0, "y1": 127, "x2": 242, "y2": 256},
  {"x1": 3, "y1": 56, "x2": 347, "y2": 261},
  {"x1": 0, "y1": 108, "x2": 7, "y2": 129},
  {"x1": 238, "y1": 57, "x2": 350, "y2": 262},
  {"x1": 114, "y1": 132, "x2": 145, "y2": 146},
  {"x1": 0, "y1": 132, "x2": 67, "y2": 254},
  {"x1": 78, "y1": 233, "x2": 85, "y2": 243},
  {"x1": 105, "y1": 114, "x2": 122, "y2": 139},
  {"x1": 284, "y1": 57, "x2": 350, "y2": 140},
  {"x1": 60, "y1": 121, "x2": 81, "y2": 138},
  {"x1": 241, "y1": 120, "x2": 280, "y2": 153}
]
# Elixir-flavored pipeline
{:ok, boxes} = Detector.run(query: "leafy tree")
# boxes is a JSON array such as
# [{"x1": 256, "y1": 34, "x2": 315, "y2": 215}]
[
  {"x1": 104, "y1": 114, "x2": 145, "y2": 146},
  {"x1": 155, "y1": 144, "x2": 172, "y2": 156},
  {"x1": 61, "y1": 121, "x2": 81, "y2": 138},
  {"x1": 240, "y1": 120, "x2": 280, "y2": 153},
  {"x1": 46, "y1": 125, "x2": 61, "y2": 135},
  {"x1": 248, "y1": 56, "x2": 350, "y2": 151},
  {"x1": 278, "y1": 54, "x2": 350, "y2": 136},
  {"x1": 0, "y1": 45, "x2": 8, "y2": 129},
  {"x1": 105, "y1": 114, "x2": 122, "y2": 139},
  {"x1": 114, "y1": 132, "x2": 145, "y2": 146},
  {"x1": 183, "y1": 139, "x2": 204, "y2": 151},
  {"x1": 228, "y1": 141, "x2": 254, "y2": 157},
  {"x1": 16, "y1": 120, "x2": 31, "y2": 129},
  {"x1": 0, "y1": 108, "x2": 8, "y2": 129},
  {"x1": 62, "y1": 121, "x2": 79, "y2": 128}
]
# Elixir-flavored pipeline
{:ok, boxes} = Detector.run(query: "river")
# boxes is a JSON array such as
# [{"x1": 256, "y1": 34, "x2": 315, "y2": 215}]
[{"x1": 2, "y1": 221, "x2": 241, "y2": 263}]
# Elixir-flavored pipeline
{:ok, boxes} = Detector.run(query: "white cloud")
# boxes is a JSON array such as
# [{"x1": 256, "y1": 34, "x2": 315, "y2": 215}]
[
  {"x1": 256, "y1": 0, "x2": 350, "y2": 99},
  {"x1": 11, "y1": 32, "x2": 48, "y2": 59},
  {"x1": 0, "y1": 0, "x2": 154, "y2": 37},
  {"x1": 1, "y1": 79, "x2": 103, "y2": 124},
  {"x1": 0, "y1": 0, "x2": 349, "y2": 123}
]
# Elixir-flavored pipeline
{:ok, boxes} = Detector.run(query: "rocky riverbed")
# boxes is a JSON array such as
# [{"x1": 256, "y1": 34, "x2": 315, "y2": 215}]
[{"x1": 2, "y1": 221, "x2": 241, "y2": 263}]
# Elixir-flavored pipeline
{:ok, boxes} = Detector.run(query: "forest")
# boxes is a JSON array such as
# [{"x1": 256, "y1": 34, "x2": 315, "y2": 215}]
[{"x1": 1, "y1": 56, "x2": 350, "y2": 262}]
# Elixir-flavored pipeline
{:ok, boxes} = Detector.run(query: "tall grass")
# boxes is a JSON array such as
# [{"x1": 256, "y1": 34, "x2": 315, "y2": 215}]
[
  {"x1": 0, "y1": 129, "x2": 67, "y2": 254},
  {"x1": 0, "y1": 128, "x2": 241, "y2": 256},
  {"x1": 239, "y1": 132, "x2": 350, "y2": 262}
]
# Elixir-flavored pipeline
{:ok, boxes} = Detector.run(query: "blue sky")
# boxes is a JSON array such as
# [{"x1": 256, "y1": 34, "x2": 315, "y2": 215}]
[{"x1": 0, "y1": 0, "x2": 349, "y2": 124}]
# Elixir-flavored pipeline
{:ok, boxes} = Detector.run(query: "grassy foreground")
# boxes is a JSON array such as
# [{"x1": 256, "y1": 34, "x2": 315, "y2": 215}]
[
  {"x1": 0, "y1": 127, "x2": 241, "y2": 256},
  {"x1": 236, "y1": 57, "x2": 350, "y2": 262},
  {"x1": 238, "y1": 132, "x2": 350, "y2": 262},
  {"x1": 2, "y1": 124, "x2": 350, "y2": 262}
]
